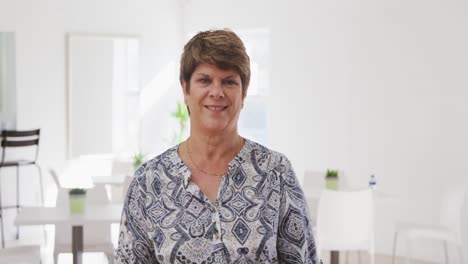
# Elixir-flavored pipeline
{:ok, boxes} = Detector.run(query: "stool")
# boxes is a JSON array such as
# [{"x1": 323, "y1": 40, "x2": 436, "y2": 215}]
[{"x1": 0, "y1": 129, "x2": 43, "y2": 248}]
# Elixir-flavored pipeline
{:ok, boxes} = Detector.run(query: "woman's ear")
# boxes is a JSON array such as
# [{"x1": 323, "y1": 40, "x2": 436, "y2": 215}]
[
  {"x1": 181, "y1": 80, "x2": 188, "y2": 97},
  {"x1": 181, "y1": 80, "x2": 190, "y2": 114}
]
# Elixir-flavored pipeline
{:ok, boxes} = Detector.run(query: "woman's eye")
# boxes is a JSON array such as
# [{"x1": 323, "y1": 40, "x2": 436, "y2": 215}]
[
  {"x1": 199, "y1": 78, "x2": 209, "y2": 84},
  {"x1": 224, "y1": 80, "x2": 239, "y2": 86}
]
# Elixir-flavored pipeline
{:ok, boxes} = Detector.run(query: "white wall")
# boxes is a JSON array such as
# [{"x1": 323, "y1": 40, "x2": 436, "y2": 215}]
[
  {"x1": 184, "y1": 0, "x2": 468, "y2": 262},
  {"x1": 0, "y1": 0, "x2": 183, "y2": 240},
  {"x1": 182, "y1": 0, "x2": 271, "y2": 34}
]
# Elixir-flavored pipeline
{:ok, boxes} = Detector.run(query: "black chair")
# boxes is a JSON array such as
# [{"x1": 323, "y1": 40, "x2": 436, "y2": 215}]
[{"x1": 0, "y1": 129, "x2": 43, "y2": 248}]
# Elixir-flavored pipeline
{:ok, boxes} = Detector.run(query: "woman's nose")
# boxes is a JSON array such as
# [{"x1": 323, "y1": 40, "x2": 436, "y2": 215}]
[{"x1": 209, "y1": 81, "x2": 224, "y2": 98}]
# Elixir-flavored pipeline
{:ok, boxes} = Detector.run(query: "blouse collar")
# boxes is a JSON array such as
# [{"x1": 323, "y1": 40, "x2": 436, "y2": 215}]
[{"x1": 172, "y1": 137, "x2": 252, "y2": 189}]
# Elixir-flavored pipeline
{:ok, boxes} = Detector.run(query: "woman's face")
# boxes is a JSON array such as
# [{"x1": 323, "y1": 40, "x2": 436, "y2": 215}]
[{"x1": 183, "y1": 63, "x2": 244, "y2": 135}]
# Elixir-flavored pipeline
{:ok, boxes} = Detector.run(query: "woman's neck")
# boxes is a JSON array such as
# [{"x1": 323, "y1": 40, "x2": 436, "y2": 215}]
[{"x1": 187, "y1": 130, "x2": 241, "y2": 161}]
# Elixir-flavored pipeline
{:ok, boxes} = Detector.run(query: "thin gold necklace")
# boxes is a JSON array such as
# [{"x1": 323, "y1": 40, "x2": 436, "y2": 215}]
[{"x1": 186, "y1": 137, "x2": 242, "y2": 177}]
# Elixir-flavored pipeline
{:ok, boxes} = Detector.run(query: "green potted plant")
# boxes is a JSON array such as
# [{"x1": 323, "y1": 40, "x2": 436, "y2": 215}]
[
  {"x1": 325, "y1": 169, "x2": 339, "y2": 190},
  {"x1": 172, "y1": 101, "x2": 189, "y2": 144},
  {"x1": 69, "y1": 188, "x2": 87, "y2": 214},
  {"x1": 133, "y1": 151, "x2": 144, "y2": 170}
]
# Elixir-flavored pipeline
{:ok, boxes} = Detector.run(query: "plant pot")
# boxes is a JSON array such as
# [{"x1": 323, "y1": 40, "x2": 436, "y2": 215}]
[
  {"x1": 69, "y1": 194, "x2": 86, "y2": 214},
  {"x1": 325, "y1": 178, "x2": 339, "y2": 190}
]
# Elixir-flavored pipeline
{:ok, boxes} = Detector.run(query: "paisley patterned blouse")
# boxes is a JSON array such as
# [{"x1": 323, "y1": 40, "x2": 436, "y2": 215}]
[{"x1": 116, "y1": 139, "x2": 320, "y2": 263}]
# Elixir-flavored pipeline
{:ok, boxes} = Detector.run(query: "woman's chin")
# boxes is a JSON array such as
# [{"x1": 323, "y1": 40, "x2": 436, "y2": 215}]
[{"x1": 200, "y1": 121, "x2": 232, "y2": 134}]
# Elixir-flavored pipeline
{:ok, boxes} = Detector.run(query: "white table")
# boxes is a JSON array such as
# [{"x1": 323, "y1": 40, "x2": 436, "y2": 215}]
[
  {"x1": 14, "y1": 203, "x2": 123, "y2": 264},
  {"x1": 305, "y1": 188, "x2": 393, "y2": 201},
  {"x1": 92, "y1": 174, "x2": 125, "y2": 186}
]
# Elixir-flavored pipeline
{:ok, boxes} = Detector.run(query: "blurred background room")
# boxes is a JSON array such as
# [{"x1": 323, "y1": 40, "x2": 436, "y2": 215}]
[{"x1": 1, "y1": 0, "x2": 467, "y2": 263}]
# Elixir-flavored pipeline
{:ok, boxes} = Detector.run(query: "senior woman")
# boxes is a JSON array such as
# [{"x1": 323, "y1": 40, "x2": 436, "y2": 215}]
[{"x1": 116, "y1": 29, "x2": 320, "y2": 264}]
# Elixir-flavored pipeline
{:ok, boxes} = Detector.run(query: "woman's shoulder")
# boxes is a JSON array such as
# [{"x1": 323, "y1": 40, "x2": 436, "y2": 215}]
[
  {"x1": 243, "y1": 138, "x2": 291, "y2": 169},
  {"x1": 133, "y1": 145, "x2": 181, "y2": 180}
]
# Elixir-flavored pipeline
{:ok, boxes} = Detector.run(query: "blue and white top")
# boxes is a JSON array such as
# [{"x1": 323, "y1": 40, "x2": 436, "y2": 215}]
[{"x1": 116, "y1": 139, "x2": 319, "y2": 263}]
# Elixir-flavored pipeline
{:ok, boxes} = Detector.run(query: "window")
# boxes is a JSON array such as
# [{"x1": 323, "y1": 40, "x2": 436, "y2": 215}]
[{"x1": 237, "y1": 29, "x2": 270, "y2": 145}]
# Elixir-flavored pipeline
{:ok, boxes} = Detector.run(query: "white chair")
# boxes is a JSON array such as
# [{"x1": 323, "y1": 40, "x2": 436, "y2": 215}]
[
  {"x1": 49, "y1": 169, "x2": 114, "y2": 264},
  {"x1": 303, "y1": 170, "x2": 348, "y2": 225},
  {"x1": 0, "y1": 245, "x2": 41, "y2": 264},
  {"x1": 392, "y1": 183, "x2": 467, "y2": 264},
  {"x1": 316, "y1": 189, "x2": 375, "y2": 264}
]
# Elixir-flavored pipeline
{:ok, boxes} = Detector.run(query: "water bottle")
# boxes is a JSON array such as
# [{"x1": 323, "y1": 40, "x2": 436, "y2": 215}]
[{"x1": 369, "y1": 174, "x2": 377, "y2": 189}]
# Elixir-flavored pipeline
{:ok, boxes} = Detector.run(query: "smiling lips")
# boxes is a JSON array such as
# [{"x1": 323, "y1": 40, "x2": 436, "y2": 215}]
[{"x1": 205, "y1": 105, "x2": 228, "y2": 112}]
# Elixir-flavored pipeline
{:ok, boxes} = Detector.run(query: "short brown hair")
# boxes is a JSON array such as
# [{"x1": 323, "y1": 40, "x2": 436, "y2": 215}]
[{"x1": 179, "y1": 29, "x2": 251, "y2": 97}]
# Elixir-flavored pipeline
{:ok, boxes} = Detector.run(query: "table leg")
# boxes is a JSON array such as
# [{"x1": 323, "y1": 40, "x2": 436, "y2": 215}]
[
  {"x1": 331, "y1": 250, "x2": 339, "y2": 264},
  {"x1": 72, "y1": 226, "x2": 83, "y2": 264}
]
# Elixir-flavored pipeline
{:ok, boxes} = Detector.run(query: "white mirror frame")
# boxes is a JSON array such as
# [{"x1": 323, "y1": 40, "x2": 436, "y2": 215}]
[
  {"x1": 66, "y1": 33, "x2": 140, "y2": 158},
  {"x1": 0, "y1": 31, "x2": 17, "y2": 129}
]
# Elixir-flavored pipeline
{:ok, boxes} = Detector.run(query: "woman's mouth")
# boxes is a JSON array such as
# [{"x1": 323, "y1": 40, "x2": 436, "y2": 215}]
[{"x1": 205, "y1": 106, "x2": 228, "y2": 112}]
